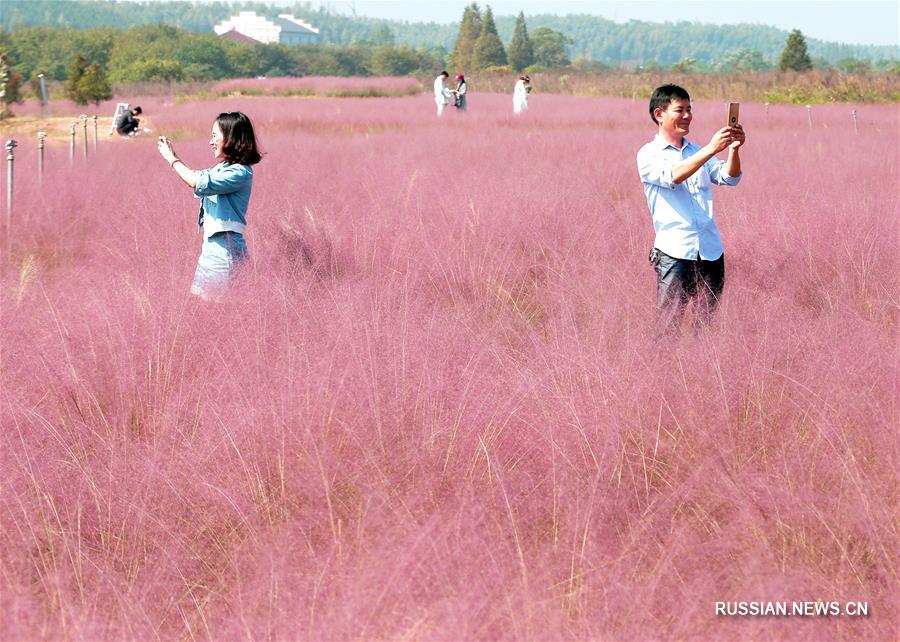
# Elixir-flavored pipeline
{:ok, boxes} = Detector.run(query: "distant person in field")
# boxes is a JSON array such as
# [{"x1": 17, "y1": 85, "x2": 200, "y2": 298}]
[
  {"x1": 451, "y1": 73, "x2": 467, "y2": 111},
  {"x1": 434, "y1": 70, "x2": 451, "y2": 117},
  {"x1": 116, "y1": 105, "x2": 142, "y2": 136},
  {"x1": 156, "y1": 111, "x2": 262, "y2": 301},
  {"x1": 513, "y1": 75, "x2": 531, "y2": 114},
  {"x1": 637, "y1": 84, "x2": 745, "y2": 333}
]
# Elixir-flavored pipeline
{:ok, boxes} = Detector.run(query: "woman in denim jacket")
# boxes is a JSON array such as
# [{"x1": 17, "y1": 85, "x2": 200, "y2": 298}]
[{"x1": 157, "y1": 112, "x2": 262, "y2": 300}]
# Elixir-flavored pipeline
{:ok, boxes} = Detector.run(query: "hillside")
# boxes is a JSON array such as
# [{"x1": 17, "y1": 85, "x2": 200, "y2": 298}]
[{"x1": 1, "y1": 0, "x2": 897, "y2": 65}]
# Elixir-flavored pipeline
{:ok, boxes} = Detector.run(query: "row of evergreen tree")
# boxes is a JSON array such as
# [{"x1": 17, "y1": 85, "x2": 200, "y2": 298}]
[
  {"x1": 449, "y1": 5, "x2": 568, "y2": 73},
  {"x1": 445, "y1": 4, "x2": 827, "y2": 75}
]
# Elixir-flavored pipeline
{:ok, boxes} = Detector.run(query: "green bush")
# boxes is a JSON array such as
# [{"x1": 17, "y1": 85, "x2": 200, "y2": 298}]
[{"x1": 121, "y1": 59, "x2": 184, "y2": 82}]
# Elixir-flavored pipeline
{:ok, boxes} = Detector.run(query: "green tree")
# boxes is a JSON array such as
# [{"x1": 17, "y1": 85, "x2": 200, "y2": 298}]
[
  {"x1": 121, "y1": 59, "x2": 184, "y2": 82},
  {"x1": 76, "y1": 62, "x2": 111, "y2": 104},
  {"x1": 637, "y1": 60, "x2": 664, "y2": 73},
  {"x1": 472, "y1": 5, "x2": 506, "y2": 69},
  {"x1": 779, "y1": 29, "x2": 812, "y2": 71},
  {"x1": 64, "y1": 54, "x2": 88, "y2": 102},
  {"x1": 251, "y1": 43, "x2": 300, "y2": 77},
  {"x1": 107, "y1": 24, "x2": 181, "y2": 82},
  {"x1": 369, "y1": 24, "x2": 396, "y2": 47},
  {"x1": 173, "y1": 35, "x2": 231, "y2": 80},
  {"x1": 874, "y1": 58, "x2": 900, "y2": 73},
  {"x1": 835, "y1": 58, "x2": 872, "y2": 73},
  {"x1": 507, "y1": 11, "x2": 534, "y2": 72},
  {"x1": 369, "y1": 45, "x2": 422, "y2": 76},
  {"x1": 670, "y1": 57, "x2": 700, "y2": 73},
  {"x1": 718, "y1": 48, "x2": 770, "y2": 72},
  {"x1": 450, "y1": 3, "x2": 481, "y2": 71},
  {"x1": 530, "y1": 27, "x2": 570, "y2": 68}
]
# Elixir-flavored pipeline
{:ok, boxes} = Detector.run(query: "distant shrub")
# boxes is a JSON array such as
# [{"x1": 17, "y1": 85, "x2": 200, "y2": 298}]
[{"x1": 121, "y1": 59, "x2": 184, "y2": 82}]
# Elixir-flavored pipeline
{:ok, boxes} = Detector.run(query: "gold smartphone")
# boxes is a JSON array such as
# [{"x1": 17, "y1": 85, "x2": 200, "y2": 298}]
[{"x1": 727, "y1": 102, "x2": 740, "y2": 127}]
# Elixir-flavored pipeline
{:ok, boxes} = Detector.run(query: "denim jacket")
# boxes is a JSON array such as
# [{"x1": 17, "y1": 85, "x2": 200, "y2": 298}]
[{"x1": 194, "y1": 162, "x2": 253, "y2": 239}]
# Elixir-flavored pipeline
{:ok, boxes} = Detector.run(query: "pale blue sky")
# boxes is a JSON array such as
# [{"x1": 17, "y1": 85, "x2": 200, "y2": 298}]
[{"x1": 306, "y1": 1, "x2": 900, "y2": 47}]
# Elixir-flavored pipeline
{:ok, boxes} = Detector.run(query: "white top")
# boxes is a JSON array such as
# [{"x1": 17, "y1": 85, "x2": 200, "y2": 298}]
[
  {"x1": 636, "y1": 135, "x2": 742, "y2": 260},
  {"x1": 513, "y1": 80, "x2": 528, "y2": 101},
  {"x1": 434, "y1": 76, "x2": 449, "y2": 101}
]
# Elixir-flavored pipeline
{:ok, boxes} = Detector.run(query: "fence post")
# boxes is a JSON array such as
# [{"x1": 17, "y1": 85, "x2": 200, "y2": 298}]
[
  {"x1": 81, "y1": 114, "x2": 88, "y2": 159},
  {"x1": 38, "y1": 73, "x2": 49, "y2": 114},
  {"x1": 5, "y1": 139, "x2": 16, "y2": 254},
  {"x1": 93, "y1": 114, "x2": 98, "y2": 152},
  {"x1": 69, "y1": 120, "x2": 76, "y2": 164},
  {"x1": 38, "y1": 131, "x2": 46, "y2": 183},
  {"x1": 851, "y1": 109, "x2": 858, "y2": 135},
  {"x1": 806, "y1": 104, "x2": 812, "y2": 129}
]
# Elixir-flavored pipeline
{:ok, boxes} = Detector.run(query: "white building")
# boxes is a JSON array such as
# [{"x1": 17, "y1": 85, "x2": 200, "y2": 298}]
[{"x1": 214, "y1": 11, "x2": 320, "y2": 46}]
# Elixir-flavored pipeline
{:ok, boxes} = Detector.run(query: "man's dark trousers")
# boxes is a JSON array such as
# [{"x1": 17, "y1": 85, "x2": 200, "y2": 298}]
[{"x1": 652, "y1": 249, "x2": 725, "y2": 332}]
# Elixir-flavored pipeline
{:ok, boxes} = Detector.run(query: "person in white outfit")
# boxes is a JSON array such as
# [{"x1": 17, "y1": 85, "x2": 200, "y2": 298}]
[
  {"x1": 513, "y1": 75, "x2": 531, "y2": 114},
  {"x1": 434, "y1": 70, "x2": 451, "y2": 116}
]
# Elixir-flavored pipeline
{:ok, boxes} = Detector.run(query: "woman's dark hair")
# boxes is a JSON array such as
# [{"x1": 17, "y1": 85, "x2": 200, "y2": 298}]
[
  {"x1": 648, "y1": 84, "x2": 690, "y2": 124},
  {"x1": 216, "y1": 111, "x2": 261, "y2": 165}
]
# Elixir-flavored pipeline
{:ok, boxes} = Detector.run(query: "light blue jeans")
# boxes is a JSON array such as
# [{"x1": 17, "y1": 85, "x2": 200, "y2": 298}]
[{"x1": 191, "y1": 231, "x2": 248, "y2": 301}]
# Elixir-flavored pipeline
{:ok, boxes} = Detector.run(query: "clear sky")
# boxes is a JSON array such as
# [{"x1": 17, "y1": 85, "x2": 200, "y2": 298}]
[{"x1": 306, "y1": 1, "x2": 900, "y2": 47}]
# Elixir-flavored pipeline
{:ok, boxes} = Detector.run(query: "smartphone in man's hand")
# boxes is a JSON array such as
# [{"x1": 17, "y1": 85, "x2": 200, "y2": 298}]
[{"x1": 727, "y1": 102, "x2": 740, "y2": 127}]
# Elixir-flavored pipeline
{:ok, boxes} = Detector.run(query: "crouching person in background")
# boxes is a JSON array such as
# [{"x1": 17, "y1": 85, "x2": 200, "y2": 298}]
[
  {"x1": 116, "y1": 105, "x2": 142, "y2": 136},
  {"x1": 157, "y1": 111, "x2": 262, "y2": 301},
  {"x1": 636, "y1": 84, "x2": 745, "y2": 334}
]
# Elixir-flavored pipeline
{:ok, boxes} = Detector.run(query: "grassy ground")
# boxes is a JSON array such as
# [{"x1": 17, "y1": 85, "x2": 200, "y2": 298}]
[{"x1": 2, "y1": 92, "x2": 897, "y2": 641}]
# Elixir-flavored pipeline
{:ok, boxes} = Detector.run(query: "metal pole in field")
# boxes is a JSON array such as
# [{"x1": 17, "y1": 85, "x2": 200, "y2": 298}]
[
  {"x1": 38, "y1": 131, "x2": 46, "y2": 183},
  {"x1": 38, "y1": 73, "x2": 49, "y2": 114},
  {"x1": 806, "y1": 104, "x2": 812, "y2": 129},
  {"x1": 81, "y1": 114, "x2": 88, "y2": 159},
  {"x1": 851, "y1": 109, "x2": 858, "y2": 135},
  {"x1": 5, "y1": 139, "x2": 16, "y2": 252},
  {"x1": 69, "y1": 120, "x2": 76, "y2": 164},
  {"x1": 92, "y1": 114, "x2": 98, "y2": 152}
]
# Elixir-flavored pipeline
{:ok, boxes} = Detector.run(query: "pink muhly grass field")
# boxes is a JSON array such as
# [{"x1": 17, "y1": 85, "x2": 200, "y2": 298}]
[
  {"x1": 212, "y1": 76, "x2": 423, "y2": 96},
  {"x1": 1, "y1": 93, "x2": 897, "y2": 641}
]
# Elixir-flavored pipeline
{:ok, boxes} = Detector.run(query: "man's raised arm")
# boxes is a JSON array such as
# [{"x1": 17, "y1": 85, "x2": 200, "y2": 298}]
[{"x1": 672, "y1": 126, "x2": 737, "y2": 184}]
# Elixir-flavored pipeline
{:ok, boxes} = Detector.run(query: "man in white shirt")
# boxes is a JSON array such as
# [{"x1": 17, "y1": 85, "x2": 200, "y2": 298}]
[
  {"x1": 434, "y1": 71, "x2": 450, "y2": 116},
  {"x1": 636, "y1": 84, "x2": 746, "y2": 332}
]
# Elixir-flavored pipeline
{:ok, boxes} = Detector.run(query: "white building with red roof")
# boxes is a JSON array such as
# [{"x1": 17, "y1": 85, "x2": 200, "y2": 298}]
[{"x1": 213, "y1": 11, "x2": 320, "y2": 46}]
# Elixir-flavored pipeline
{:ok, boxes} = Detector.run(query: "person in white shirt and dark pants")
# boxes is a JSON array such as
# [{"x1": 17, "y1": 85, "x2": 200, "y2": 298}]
[
  {"x1": 636, "y1": 84, "x2": 745, "y2": 333},
  {"x1": 434, "y1": 71, "x2": 450, "y2": 116}
]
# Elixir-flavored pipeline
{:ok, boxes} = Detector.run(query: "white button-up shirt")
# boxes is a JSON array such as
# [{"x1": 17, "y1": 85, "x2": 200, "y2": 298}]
[
  {"x1": 637, "y1": 135, "x2": 741, "y2": 260},
  {"x1": 434, "y1": 76, "x2": 449, "y2": 103}
]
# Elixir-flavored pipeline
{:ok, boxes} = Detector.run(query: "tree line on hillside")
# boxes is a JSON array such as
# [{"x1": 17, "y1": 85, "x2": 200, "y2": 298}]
[
  {"x1": 0, "y1": 15, "x2": 891, "y2": 110},
  {"x1": 0, "y1": 24, "x2": 448, "y2": 105},
  {"x1": 2, "y1": 0, "x2": 897, "y2": 70}
]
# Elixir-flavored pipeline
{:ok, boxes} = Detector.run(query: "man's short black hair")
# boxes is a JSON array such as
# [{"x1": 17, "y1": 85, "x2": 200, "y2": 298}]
[
  {"x1": 440, "y1": 70, "x2": 449, "y2": 77},
  {"x1": 649, "y1": 84, "x2": 690, "y2": 124},
  {"x1": 133, "y1": 106, "x2": 142, "y2": 114}
]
